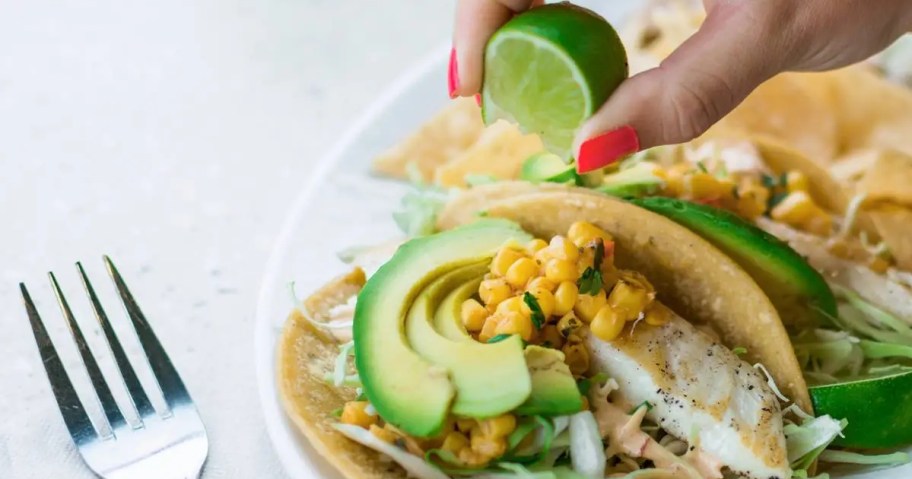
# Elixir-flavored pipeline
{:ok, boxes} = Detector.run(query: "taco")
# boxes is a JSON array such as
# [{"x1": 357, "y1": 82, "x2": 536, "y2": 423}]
[{"x1": 278, "y1": 184, "x2": 845, "y2": 479}]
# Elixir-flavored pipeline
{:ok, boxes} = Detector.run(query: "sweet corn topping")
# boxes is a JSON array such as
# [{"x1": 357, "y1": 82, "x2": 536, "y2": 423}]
[
  {"x1": 568, "y1": 220, "x2": 614, "y2": 248},
  {"x1": 590, "y1": 305, "x2": 626, "y2": 341},
  {"x1": 574, "y1": 289, "x2": 607, "y2": 323},
  {"x1": 505, "y1": 257, "x2": 539, "y2": 287},
  {"x1": 490, "y1": 247, "x2": 525, "y2": 277},
  {"x1": 553, "y1": 281, "x2": 579, "y2": 317}
]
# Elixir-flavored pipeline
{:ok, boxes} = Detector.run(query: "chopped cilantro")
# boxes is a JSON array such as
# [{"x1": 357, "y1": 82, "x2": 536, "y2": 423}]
[
  {"x1": 761, "y1": 173, "x2": 778, "y2": 189},
  {"x1": 487, "y1": 333, "x2": 512, "y2": 344},
  {"x1": 768, "y1": 192, "x2": 789, "y2": 210},
  {"x1": 732, "y1": 186, "x2": 740, "y2": 200},
  {"x1": 577, "y1": 372, "x2": 610, "y2": 396},
  {"x1": 696, "y1": 161, "x2": 709, "y2": 173},
  {"x1": 732, "y1": 346, "x2": 748, "y2": 356},
  {"x1": 331, "y1": 407, "x2": 343, "y2": 418},
  {"x1": 627, "y1": 400, "x2": 654, "y2": 415},
  {"x1": 523, "y1": 292, "x2": 546, "y2": 329},
  {"x1": 578, "y1": 267, "x2": 603, "y2": 295}
]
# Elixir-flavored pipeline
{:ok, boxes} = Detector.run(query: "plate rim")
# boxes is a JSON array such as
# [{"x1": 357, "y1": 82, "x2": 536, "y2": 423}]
[{"x1": 253, "y1": 42, "x2": 450, "y2": 478}]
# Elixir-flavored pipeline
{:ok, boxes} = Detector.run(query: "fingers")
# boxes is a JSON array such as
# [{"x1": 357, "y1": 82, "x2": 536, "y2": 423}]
[
  {"x1": 450, "y1": 0, "x2": 537, "y2": 98},
  {"x1": 574, "y1": 2, "x2": 786, "y2": 172}
]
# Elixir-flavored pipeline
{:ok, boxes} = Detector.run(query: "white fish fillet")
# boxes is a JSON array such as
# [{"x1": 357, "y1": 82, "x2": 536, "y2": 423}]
[{"x1": 586, "y1": 313, "x2": 791, "y2": 479}]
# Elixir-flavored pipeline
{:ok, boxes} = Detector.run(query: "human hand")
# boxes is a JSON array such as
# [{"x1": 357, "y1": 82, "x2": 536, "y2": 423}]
[{"x1": 449, "y1": 0, "x2": 912, "y2": 171}]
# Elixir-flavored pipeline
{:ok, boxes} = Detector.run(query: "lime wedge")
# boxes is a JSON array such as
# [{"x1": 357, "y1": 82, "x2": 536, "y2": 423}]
[{"x1": 482, "y1": 3, "x2": 628, "y2": 161}]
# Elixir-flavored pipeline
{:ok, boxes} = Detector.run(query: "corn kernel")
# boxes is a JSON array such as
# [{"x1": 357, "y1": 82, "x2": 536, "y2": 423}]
[
  {"x1": 478, "y1": 414, "x2": 516, "y2": 438},
  {"x1": 770, "y1": 191, "x2": 832, "y2": 236},
  {"x1": 576, "y1": 246, "x2": 595, "y2": 273},
  {"x1": 786, "y1": 171, "x2": 809, "y2": 193},
  {"x1": 496, "y1": 296, "x2": 525, "y2": 315},
  {"x1": 556, "y1": 312, "x2": 583, "y2": 338},
  {"x1": 455, "y1": 418, "x2": 476, "y2": 433},
  {"x1": 574, "y1": 289, "x2": 607, "y2": 323},
  {"x1": 478, "y1": 314, "x2": 502, "y2": 342},
  {"x1": 525, "y1": 287, "x2": 556, "y2": 318},
  {"x1": 553, "y1": 281, "x2": 579, "y2": 317},
  {"x1": 562, "y1": 341, "x2": 590, "y2": 376},
  {"x1": 869, "y1": 256, "x2": 890, "y2": 274},
  {"x1": 458, "y1": 448, "x2": 488, "y2": 467},
  {"x1": 491, "y1": 247, "x2": 525, "y2": 277},
  {"x1": 538, "y1": 324, "x2": 565, "y2": 349},
  {"x1": 479, "y1": 278, "x2": 511, "y2": 306},
  {"x1": 494, "y1": 312, "x2": 534, "y2": 341},
  {"x1": 545, "y1": 258, "x2": 578, "y2": 283},
  {"x1": 461, "y1": 299, "x2": 488, "y2": 332},
  {"x1": 608, "y1": 271, "x2": 655, "y2": 322},
  {"x1": 686, "y1": 172, "x2": 729, "y2": 199},
  {"x1": 370, "y1": 424, "x2": 398, "y2": 443},
  {"x1": 441, "y1": 431, "x2": 470, "y2": 454},
  {"x1": 567, "y1": 221, "x2": 613, "y2": 248},
  {"x1": 470, "y1": 433, "x2": 507, "y2": 460},
  {"x1": 527, "y1": 276, "x2": 557, "y2": 293},
  {"x1": 340, "y1": 401, "x2": 377, "y2": 428},
  {"x1": 549, "y1": 236, "x2": 580, "y2": 262},
  {"x1": 644, "y1": 302, "x2": 672, "y2": 326},
  {"x1": 590, "y1": 306, "x2": 626, "y2": 341},
  {"x1": 526, "y1": 238, "x2": 549, "y2": 254},
  {"x1": 506, "y1": 257, "x2": 539, "y2": 287}
]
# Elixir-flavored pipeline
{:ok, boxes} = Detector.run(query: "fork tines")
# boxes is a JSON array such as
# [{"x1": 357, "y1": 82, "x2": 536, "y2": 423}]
[{"x1": 20, "y1": 256, "x2": 191, "y2": 440}]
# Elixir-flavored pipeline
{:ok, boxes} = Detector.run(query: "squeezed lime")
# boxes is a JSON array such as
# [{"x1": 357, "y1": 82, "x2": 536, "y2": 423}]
[{"x1": 482, "y1": 3, "x2": 628, "y2": 160}]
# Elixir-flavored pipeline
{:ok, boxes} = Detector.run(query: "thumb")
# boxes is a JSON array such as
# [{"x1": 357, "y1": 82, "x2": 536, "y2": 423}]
[{"x1": 574, "y1": 3, "x2": 784, "y2": 173}]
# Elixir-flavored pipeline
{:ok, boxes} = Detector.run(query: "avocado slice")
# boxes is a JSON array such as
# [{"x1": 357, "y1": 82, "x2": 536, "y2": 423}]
[
  {"x1": 354, "y1": 219, "x2": 533, "y2": 437},
  {"x1": 407, "y1": 263, "x2": 531, "y2": 418},
  {"x1": 520, "y1": 152, "x2": 581, "y2": 185},
  {"x1": 630, "y1": 197, "x2": 837, "y2": 327},
  {"x1": 595, "y1": 162, "x2": 665, "y2": 198},
  {"x1": 433, "y1": 276, "x2": 482, "y2": 342},
  {"x1": 517, "y1": 346, "x2": 583, "y2": 415}
]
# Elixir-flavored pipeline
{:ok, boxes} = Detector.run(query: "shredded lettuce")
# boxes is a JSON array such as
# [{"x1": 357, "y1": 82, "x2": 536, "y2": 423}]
[
  {"x1": 568, "y1": 411, "x2": 605, "y2": 479},
  {"x1": 832, "y1": 284, "x2": 912, "y2": 339},
  {"x1": 784, "y1": 414, "x2": 847, "y2": 470},
  {"x1": 754, "y1": 362, "x2": 790, "y2": 402},
  {"x1": 334, "y1": 424, "x2": 449, "y2": 479}
]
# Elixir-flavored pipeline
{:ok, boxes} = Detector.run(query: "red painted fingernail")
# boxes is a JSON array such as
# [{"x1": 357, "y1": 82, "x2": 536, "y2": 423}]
[
  {"x1": 474, "y1": 93, "x2": 482, "y2": 107},
  {"x1": 576, "y1": 126, "x2": 640, "y2": 173},
  {"x1": 448, "y1": 48, "x2": 460, "y2": 99}
]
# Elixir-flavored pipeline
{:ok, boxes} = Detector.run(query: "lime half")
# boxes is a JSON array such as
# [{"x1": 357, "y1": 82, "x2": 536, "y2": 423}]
[{"x1": 482, "y1": 3, "x2": 628, "y2": 160}]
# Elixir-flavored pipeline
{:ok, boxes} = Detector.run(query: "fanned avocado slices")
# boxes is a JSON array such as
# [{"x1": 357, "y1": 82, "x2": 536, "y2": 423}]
[{"x1": 631, "y1": 197, "x2": 837, "y2": 328}]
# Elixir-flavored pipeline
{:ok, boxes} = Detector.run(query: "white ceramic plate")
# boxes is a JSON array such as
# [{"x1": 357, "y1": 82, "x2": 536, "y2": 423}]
[{"x1": 253, "y1": 4, "x2": 911, "y2": 477}]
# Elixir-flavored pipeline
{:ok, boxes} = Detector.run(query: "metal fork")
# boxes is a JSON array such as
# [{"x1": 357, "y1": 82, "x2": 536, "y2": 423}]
[{"x1": 20, "y1": 256, "x2": 208, "y2": 479}]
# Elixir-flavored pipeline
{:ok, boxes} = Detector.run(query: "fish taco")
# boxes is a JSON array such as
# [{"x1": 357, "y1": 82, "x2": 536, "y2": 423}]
[{"x1": 278, "y1": 184, "x2": 843, "y2": 479}]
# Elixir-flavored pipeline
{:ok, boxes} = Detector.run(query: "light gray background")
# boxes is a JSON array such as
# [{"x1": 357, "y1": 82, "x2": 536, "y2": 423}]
[{"x1": 0, "y1": 1, "x2": 449, "y2": 477}]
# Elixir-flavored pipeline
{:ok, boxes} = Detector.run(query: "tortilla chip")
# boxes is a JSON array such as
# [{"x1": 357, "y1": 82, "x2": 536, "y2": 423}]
[
  {"x1": 867, "y1": 205, "x2": 912, "y2": 272},
  {"x1": 372, "y1": 98, "x2": 484, "y2": 182},
  {"x1": 278, "y1": 269, "x2": 409, "y2": 479},
  {"x1": 857, "y1": 149, "x2": 912, "y2": 207},
  {"x1": 820, "y1": 66, "x2": 912, "y2": 157},
  {"x1": 440, "y1": 183, "x2": 812, "y2": 412},
  {"x1": 703, "y1": 73, "x2": 839, "y2": 163},
  {"x1": 433, "y1": 120, "x2": 543, "y2": 187}
]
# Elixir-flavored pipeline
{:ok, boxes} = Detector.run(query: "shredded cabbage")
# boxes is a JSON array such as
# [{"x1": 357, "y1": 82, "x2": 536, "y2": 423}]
[
  {"x1": 392, "y1": 184, "x2": 453, "y2": 237},
  {"x1": 332, "y1": 341, "x2": 355, "y2": 387},
  {"x1": 333, "y1": 424, "x2": 449, "y2": 479},
  {"x1": 568, "y1": 411, "x2": 605, "y2": 479},
  {"x1": 784, "y1": 415, "x2": 847, "y2": 470},
  {"x1": 754, "y1": 362, "x2": 790, "y2": 402},
  {"x1": 818, "y1": 450, "x2": 910, "y2": 466}
]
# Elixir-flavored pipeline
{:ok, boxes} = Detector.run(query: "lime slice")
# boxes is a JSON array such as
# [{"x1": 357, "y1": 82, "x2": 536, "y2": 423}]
[
  {"x1": 810, "y1": 370, "x2": 912, "y2": 448},
  {"x1": 482, "y1": 3, "x2": 628, "y2": 161}
]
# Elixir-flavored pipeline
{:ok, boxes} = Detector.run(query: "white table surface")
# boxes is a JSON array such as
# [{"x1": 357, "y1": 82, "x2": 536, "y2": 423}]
[{"x1": 0, "y1": 1, "x2": 449, "y2": 477}]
